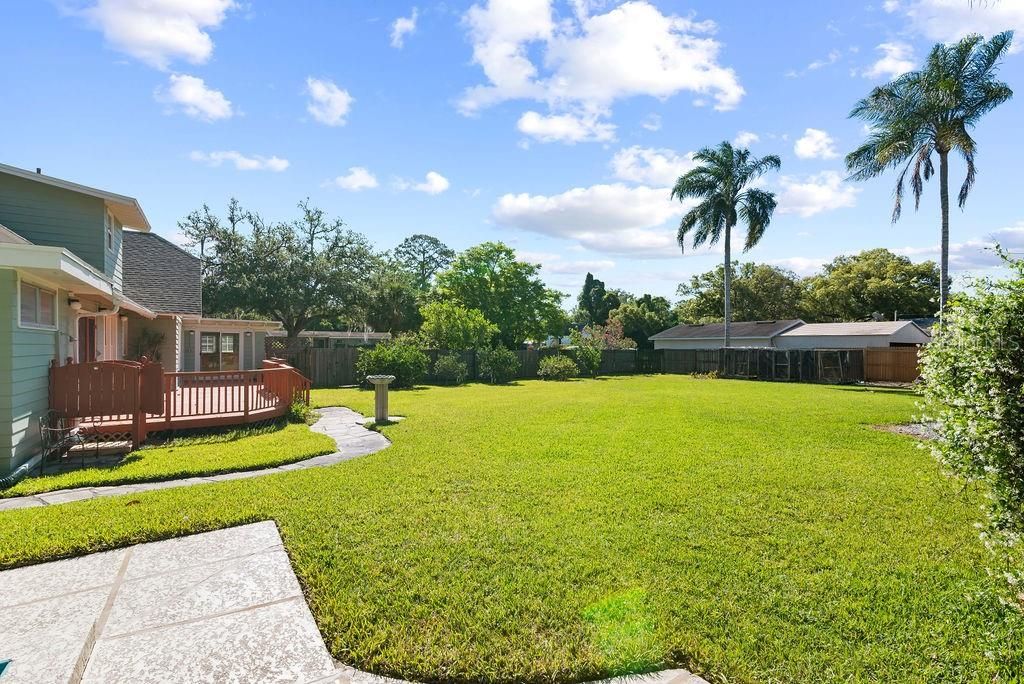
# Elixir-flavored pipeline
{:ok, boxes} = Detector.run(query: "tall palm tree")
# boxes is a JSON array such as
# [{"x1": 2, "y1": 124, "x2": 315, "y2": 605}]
[
  {"x1": 846, "y1": 31, "x2": 1014, "y2": 316},
  {"x1": 671, "y1": 141, "x2": 781, "y2": 347}
]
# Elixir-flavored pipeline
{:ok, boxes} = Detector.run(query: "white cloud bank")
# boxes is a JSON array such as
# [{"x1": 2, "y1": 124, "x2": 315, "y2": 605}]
[
  {"x1": 862, "y1": 42, "x2": 915, "y2": 80},
  {"x1": 887, "y1": 0, "x2": 1024, "y2": 54},
  {"x1": 190, "y1": 151, "x2": 289, "y2": 171},
  {"x1": 156, "y1": 74, "x2": 232, "y2": 121},
  {"x1": 610, "y1": 146, "x2": 695, "y2": 186},
  {"x1": 329, "y1": 167, "x2": 379, "y2": 191},
  {"x1": 895, "y1": 221, "x2": 1024, "y2": 269},
  {"x1": 74, "y1": 0, "x2": 236, "y2": 69},
  {"x1": 517, "y1": 111, "x2": 615, "y2": 143},
  {"x1": 777, "y1": 171, "x2": 860, "y2": 217},
  {"x1": 460, "y1": 0, "x2": 743, "y2": 143},
  {"x1": 493, "y1": 183, "x2": 682, "y2": 256},
  {"x1": 396, "y1": 171, "x2": 451, "y2": 194},
  {"x1": 306, "y1": 77, "x2": 353, "y2": 126},
  {"x1": 732, "y1": 130, "x2": 759, "y2": 147},
  {"x1": 391, "y1": 8, "x2": 418, "y2": 48},
  {"x1": 793, "y1": 128, "x2": 838, "y2": 160}
]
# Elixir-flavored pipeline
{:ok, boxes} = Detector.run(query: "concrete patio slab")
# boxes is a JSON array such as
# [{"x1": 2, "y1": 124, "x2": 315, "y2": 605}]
[{"x1": 0, "y1": 520, "x2": 710, "y2": 684}]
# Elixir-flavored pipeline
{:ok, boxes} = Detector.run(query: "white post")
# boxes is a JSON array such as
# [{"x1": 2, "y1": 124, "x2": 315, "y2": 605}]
[{"x1": 367, "y1": 375, "x2": 395, "y2": 423}]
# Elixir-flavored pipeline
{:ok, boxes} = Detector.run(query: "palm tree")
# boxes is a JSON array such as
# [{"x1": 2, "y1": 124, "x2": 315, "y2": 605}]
[
  {"x1": 846, "y1": 31, "x2": 1014, "y2": 316},
  {"x1": 671, "y1": 141, "x2": 781, "y2": 347}
]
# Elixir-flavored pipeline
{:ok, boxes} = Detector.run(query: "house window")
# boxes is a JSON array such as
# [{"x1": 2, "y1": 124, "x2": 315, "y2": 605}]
[
  {"x1": 106, "y1": 211, "x2": 113, "y2": 249},
  {"x1": 199, "y1": 332, "x2": 241, "y2": 371},
  {"x1": 19, "y1": 282, "x2": 56, "y2": 328}
]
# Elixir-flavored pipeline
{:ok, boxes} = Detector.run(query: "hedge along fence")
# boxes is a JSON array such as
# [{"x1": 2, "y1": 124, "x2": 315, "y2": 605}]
[{"x1": 268, "y1": 340, "x2": 884, "y2": 388}]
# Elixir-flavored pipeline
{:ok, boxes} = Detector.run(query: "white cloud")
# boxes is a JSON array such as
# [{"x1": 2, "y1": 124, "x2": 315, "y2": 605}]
[
  {"x1": 517, "y1": 250, "x2": 616, "y2": 274},
  {"x1": 732, "y1": 130, "x2": 759, "y2": 147},
  {"x1": 397, "y1": 171, "x2": 451, "y2": 194},
  {"x1": 189, "y1": 150, "x2": 289, "y2": 171},
  {"x1": 493, "y1": 183, "x2": 685, "y2": 256},
  {"x1": 768, "y1": 256, "x2": 828, "y2": 277},
  {"x1": 895, "y1": 221, "x2": 1024, "y2": 270},
  {"x1": 156, "y1": 74, "x2": 232, "y2": 121},
  {"x1": 777, "y1": 171, "x2": 860, "y2": 218},
  {"x1": 641, "y1": 113, "x2": 662, "y2": 131},
  {"x1": 610, "y1": 146, "x2": 695, "y2": 186},
  {"x1": 895, "y1": 0, "x2": 1024, "y2": 53},
  {"x1": 862, "y1": 42, "x2": 915, "y2": 79},
  {"x1": 390, "y1": 8, "x2": 418, "y2": 48},
  {"x1": 305, "y1": 77, "x2": 353, "y2": 126},
  {"x1": 517, "y1": 110, "x2": 615, "y2": 143},
  {"x1": 75, "y1": 0, "x2": 236, "y2": 70},
  {"x1": 329, "y1": 167, "x2": 379, "y2": 191},
  {"x1": 787, "y1": 48, "x2": 841, "y2": 77},
  {"x1": 794, "y1": 128, "x2": 838, "y2": 160},
  {"x1": 460, "y1": 0, "x2": 744, "y2": 141}
]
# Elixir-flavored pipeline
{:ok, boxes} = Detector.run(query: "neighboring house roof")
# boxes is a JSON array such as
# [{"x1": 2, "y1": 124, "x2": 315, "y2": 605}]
[
  {"x1": 777, "y1": 321, "x2": 928, "y2": 337},
  {"x1": 0, "y1": 222, "x2": 30, "y2": 244},
  {"x1": 0, "y1": 162, "x2": 151, "y2": 231},
  {"x1": 650, "y1": 319, "x2": 805, "y2": 341},
  {"x1": 122, "y1": 230, "x2": 202, "y2": 316}
]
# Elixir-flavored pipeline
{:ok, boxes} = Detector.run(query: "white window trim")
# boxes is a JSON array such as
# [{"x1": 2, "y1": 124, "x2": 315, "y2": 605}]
[{"x1": 16, "y1": 274, "x2": 59, "y2": 332}]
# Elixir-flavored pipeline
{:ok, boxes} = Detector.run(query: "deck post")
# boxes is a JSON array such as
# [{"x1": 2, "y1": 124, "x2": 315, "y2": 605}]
[
  {"x1": 243, "y1": 372, "x2": 251, "y2": 419},
  {"x1": 164, "y1": 374, "x2": 173, "y2": 430}
]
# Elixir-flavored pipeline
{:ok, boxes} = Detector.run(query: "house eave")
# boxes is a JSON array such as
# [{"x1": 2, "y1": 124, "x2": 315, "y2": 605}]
[{"x1": 0, "y1": 243, "x2": 114, "y2": 297}]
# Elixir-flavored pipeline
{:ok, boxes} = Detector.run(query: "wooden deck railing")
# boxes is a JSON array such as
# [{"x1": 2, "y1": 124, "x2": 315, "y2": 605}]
[{"x1": 50, "y1": 357, "x2": 312, "y2": 447}]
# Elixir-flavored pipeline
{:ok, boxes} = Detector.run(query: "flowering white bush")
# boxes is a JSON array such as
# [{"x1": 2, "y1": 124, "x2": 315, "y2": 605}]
[{"x1": 921, "y1": 250, "x2": 1024, "y2": 599}]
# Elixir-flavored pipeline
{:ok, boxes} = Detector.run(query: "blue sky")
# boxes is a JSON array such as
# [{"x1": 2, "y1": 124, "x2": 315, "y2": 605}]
[{"x1": 3, "y1": 0, "x2": 1024, "y2": 301}]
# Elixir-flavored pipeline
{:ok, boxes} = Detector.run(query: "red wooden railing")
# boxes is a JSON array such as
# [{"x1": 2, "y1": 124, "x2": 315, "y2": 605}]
[{"x1": 50, "y1": 357, "x2": 311, "y2": 447}]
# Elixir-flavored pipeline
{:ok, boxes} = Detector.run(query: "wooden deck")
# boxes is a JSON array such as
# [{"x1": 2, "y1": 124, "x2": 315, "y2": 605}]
[{"x1": 51, "y1": 359, "x2": 312, "y2": 447}]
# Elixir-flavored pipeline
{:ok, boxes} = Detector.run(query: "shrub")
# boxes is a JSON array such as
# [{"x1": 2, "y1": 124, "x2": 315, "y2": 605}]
[
  {"x1": 419, "y1": 301, "x2": 497, "y2": 350},
  {"x1": 538, "y1": 354, "x2": 578, "y2": 381},
  {"x1": 921, "y1": 250, "x2": 1024, "y2": 593},
  {"x1": 355, "y1": 339, "x2": 430, "y2": 389},
  {"x1": 287, "y1": 399, "x2": 316, "y2": 424},
  {"x1": 433, "y1": 354, "x2": 469, "y2": 385},
  {"x1": 573, "y1": 345, "x2": 601, "y2": 377},
  {"x1": 478, "y1": 346, "x2": 520, "y2": 384}
]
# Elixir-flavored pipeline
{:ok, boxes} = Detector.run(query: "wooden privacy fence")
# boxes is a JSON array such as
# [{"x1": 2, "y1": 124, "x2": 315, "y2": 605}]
[
  {"x1": 50, "y1": 357, "x2": 311, "y2": 447},
  {"x1": 271, "y1": 344, "x2": 921, "y2": 388},
  {"x1": 864, "y1": 347, "x2": 921, "y2": 383}
]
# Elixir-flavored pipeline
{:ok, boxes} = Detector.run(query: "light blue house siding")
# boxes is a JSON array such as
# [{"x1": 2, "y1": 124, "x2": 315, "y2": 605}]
[
  {"x1": 0, "y1": 174, "x2": 107, "y2": 274},
  {"x1": 0, "y1": 269, "x2": 69, "y2": 474}
]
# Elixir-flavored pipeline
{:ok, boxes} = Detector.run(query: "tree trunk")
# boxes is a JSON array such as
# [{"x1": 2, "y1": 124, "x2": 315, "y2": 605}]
[
  {"x1": 723, "y1": 221, "x2": 733, "y2": 348},
  {"x1": 938, "y1": 150, "x2": 950, "y2": 318}
]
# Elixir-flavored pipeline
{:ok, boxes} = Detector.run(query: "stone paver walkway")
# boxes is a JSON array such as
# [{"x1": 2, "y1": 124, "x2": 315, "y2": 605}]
[
  {"x1": 0, "y1": 521, "x2": 708, "y2": 684},
  {"x1": 0, "y1": 407, "x2": 390, "y2": 512}
]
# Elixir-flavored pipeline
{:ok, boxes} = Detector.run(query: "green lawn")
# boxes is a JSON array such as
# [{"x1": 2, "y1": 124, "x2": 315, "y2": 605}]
[
  {"x1": 0, "y1": 376, "x2": 1020, "y2": 682},
  {"x1": 1, "y1": 422, "x2": 336, "y2": 497}
]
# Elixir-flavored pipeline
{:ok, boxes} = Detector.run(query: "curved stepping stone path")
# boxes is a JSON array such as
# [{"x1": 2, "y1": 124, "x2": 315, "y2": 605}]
[
  {"x1": 0, "y1": 522, "x2": 708, "y2": 684},
  {"x1": 0, "y1": 407, "x2": 391, "y2": 511}
]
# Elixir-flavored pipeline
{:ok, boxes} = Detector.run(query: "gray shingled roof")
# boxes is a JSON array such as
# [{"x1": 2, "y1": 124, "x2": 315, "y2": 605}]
[
  {"x1": 650, "y1": 319, "x2": 805, "y2": 340},
  {"x1": 122, "y1": 231, "x2": 201, "y2": 315},
  {"x1": 778, "y1": 321, "x2": 928, "y2": 337}
]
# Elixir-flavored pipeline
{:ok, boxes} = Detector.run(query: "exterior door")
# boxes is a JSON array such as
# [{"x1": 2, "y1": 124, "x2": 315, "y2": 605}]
[
  {"x1": 199, "y1": 332, "x2": 241, "y2": 371},
  {"x1": 78, "y1": 318, "x2": 96, "y2": 362}
]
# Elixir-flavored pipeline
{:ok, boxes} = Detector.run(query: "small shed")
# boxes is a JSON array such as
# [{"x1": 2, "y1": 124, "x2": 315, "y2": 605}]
[
  {"x1": 651, "y1": 320, "x2": 805, "y2": 350},
  {"x1": 775, "y1": 321, "x2": 930, "y2": 349}
]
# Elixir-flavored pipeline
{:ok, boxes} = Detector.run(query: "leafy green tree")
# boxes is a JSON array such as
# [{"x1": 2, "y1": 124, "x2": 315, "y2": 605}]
[
  {"x1": 362, "y1": 258, "x2": 422, "y2": 333},
  {"x1": 846, "y1": 31, "x2": 1014, "y2": 314},
  {"x1": 675, "y1": 263, "x2": 804, "y2": 323},
  {"x1": 394, "y1": 234, "x2": 456, "y2": 290},
  {"x1": 434, "y1": 242, "x2": 566, "y2": 347},
  {"x1": 608, "y1": 295, "x2": 675, "y2": 348},
  {"x1": 575, "y1": 273, "x2": 621, "y2": 325},
  {"x1": 801, "y1": 249, "x2": 939, "y2": 321},
  {"x1": 181, "y1": 199, "x2": 375, "y2": 338},
  {"x1": 671, "y1": 141, "x2": 781, "y2": 346},
  {"x1": 419, "y1": 301, "x2": 497, "y2": 350}
]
